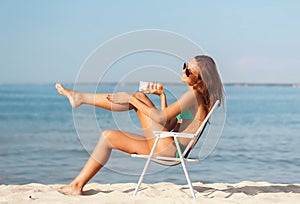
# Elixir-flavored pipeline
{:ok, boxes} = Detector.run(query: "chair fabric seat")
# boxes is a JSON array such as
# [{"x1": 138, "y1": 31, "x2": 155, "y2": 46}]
[{"x1": 131, "y1": 154, "x2": 199, "y2": 166}]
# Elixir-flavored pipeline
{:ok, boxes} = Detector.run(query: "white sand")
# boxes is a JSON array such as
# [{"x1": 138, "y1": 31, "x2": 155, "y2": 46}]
[{"x1": 1, "y1": 181, "x2": 300, "y2": 204}]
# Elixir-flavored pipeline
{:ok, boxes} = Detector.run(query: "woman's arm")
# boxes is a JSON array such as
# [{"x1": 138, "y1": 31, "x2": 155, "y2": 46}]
[
  {"x1": 129, "y1": 91, "x2": 197, "y2": 125},
  {"x1": 128, "y1": 96, "x2": 167, "y2": 124},
  {"x1": 159, "y1": 92, "x2": 178, "y2": 130},
  {"x1": 159, "y1": 92, "x2": 167, "y2": 110}
]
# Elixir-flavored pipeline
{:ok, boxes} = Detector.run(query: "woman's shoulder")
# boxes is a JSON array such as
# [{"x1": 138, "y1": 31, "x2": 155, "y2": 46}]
[
  {"x1": 180, "y1": 89, "x2": 198, "y2": 99},
  {"x1": 179, "y1": 90, "x2": 203, "y2": 104}
]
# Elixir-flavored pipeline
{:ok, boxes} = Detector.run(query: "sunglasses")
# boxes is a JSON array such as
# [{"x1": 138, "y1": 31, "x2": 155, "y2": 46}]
[{"x1": 183, "y1": 63, "x2": 191, "y2": 77}]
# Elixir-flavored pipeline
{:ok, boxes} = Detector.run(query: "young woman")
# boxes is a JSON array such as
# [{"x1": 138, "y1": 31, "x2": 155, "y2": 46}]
[{"x1": 56, "y1": 55, "x2": 225, "y2": 195}]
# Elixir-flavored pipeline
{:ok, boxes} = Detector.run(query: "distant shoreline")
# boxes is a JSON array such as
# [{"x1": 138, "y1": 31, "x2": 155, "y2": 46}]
[
  {"x1": 224, "y1": 83, "x2": 300, "y2": 88},
  {"x1": 1, "y1": 82, "x2": 300, "y2": 88}
]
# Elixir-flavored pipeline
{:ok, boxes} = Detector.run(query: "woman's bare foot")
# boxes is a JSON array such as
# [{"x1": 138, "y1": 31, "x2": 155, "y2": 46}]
[
  {"x1": 55, "y1": 83, "x2": 82, "y2": 108},
  {"x1": 58, "y1": 185, "x2": 82, "y2": 196}
]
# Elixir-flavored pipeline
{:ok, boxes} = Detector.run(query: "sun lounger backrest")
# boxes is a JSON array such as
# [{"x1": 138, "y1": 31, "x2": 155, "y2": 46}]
[{"x1": 183, "y1": 100, "x2": 220, "y2": 157}]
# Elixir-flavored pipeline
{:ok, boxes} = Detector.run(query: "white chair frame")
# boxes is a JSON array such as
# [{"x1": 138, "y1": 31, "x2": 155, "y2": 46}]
[{"x1": 131, "y1": 100, "x2": 220, "y2": 199}]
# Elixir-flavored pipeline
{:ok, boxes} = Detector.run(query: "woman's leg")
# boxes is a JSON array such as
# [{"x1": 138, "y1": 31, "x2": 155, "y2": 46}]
[
  {"x1": 132, "y1": 92, "x2": 176, "y2": 156},
  {"x1": 58, "y1": 92, "x2": 174, "y2": 195},
  {"x1": 55, "y1": 83, "x2": 134, "y2": 111},
  {"x1": 59, "y1": 130, "x2": 150, "y2": 195}
]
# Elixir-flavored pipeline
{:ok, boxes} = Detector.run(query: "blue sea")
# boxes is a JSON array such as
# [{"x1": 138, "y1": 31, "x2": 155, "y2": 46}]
[{"x1": 1, "y1": 84, "x2": 300, "y2": 185}]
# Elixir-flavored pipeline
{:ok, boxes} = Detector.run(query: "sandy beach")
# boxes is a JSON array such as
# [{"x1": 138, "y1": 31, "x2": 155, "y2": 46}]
[{"x1": 1, "y1": 181, "x2": 300, "y2": 204}]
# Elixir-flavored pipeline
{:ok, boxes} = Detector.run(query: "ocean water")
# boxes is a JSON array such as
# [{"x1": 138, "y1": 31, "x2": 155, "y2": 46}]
[{"x1": 0, "y1": 84, "x2": 300, "y2": 185}]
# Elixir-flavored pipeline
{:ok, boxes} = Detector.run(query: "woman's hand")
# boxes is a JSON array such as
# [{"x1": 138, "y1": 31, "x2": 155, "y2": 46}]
[
  {"x1": 107, "y1": 92, "x2": 131, "y2": 104},
  {"x1": 141, "y1": 82, "x2": 164, "y2": 95}
]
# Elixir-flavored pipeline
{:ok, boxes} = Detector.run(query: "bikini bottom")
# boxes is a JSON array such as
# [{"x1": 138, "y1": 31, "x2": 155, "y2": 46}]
[{"x1": 175, "y1": 138, "x2": 186, "y2": 158}]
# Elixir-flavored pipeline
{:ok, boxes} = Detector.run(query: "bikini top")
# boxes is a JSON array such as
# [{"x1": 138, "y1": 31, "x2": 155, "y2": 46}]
[{"x1": 176, "y1": 108, "x2": 194, "y2": 123}]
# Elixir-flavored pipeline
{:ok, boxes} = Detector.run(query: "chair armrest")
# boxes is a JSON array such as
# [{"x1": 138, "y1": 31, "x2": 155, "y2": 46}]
[
  {"x1": 131, "y1": 154, "x2": 199, "y2": 163},
  {"x1": 153, "y1": 131, "x2": 195, "y2": 139}
]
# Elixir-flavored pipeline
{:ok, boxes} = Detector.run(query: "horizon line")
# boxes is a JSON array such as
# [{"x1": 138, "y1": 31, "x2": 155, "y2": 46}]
[{"x1": 1, "y1": 82, "x2": 300, "y2": 87}]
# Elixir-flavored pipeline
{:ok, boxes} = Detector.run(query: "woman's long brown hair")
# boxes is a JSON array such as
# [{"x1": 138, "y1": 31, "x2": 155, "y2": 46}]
[{"x1": 192, "y1": 55, "x2": 225, "y2": 112}]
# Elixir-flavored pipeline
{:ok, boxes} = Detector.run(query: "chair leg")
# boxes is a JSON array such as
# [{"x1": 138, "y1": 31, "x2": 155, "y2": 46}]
[
  {"x1": 174, "y1": 137, "x2": 196, "y2": 199},
  {"x1": 181, "y1": 159, "x2": 196, "y2": 199},
  {"x1": 133, "y1": 137, "x2": 160, "y2": 196}
]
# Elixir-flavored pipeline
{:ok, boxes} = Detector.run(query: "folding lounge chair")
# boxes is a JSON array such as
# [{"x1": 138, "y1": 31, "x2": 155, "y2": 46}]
[{"x1": 131, "y1": 100, "x2": 221, "y2": 199}]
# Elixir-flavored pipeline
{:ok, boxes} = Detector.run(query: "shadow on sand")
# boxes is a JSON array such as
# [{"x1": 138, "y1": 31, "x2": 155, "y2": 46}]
[{"x1": 191, "y1": 184, "x2": 300, "y2": 198}]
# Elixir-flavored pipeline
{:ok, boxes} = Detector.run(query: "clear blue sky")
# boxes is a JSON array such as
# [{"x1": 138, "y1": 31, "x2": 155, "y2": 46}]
[{"x1": 0, "y1": 0, "x2": 299, "y2": 84}]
